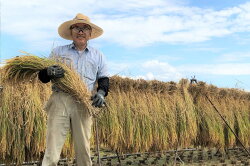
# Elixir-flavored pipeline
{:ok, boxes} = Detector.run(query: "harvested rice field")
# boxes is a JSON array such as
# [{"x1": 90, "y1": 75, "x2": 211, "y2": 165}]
[{"x1": 0, "y1": 55, "x2": 250, "y2": 165}]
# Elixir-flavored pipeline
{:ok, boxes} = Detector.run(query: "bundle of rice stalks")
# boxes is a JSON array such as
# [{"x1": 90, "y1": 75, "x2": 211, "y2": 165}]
[
  {"x1": 188, "y1": 82, "x2": 250, "y2": 150},
  {"x1": 96, "y1": 78, "x2": 199, "y2": 153},
  {"x1": 0, "y1": 80, "x2": 49, "y2": 164},
  {"x1": 97, "y1": 89, "x2": 178, "y2": 153},
  {"x1": 2, "y1": 53, "x2": 96, "y2": 116},
  {"x1": 0, "y1": 58, "x2": 76, "y2": 164},
  {"x1": 0, "y1": 82, "x2": 74, "y2": 164},
  {"x1": 175, "y1": 79, "x2": 198, "y2": 147}
]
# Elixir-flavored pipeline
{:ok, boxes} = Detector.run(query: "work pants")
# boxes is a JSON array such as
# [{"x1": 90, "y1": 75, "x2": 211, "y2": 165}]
[{"x1": 42, "y1": 91, "x2": 92, "y2": 166}]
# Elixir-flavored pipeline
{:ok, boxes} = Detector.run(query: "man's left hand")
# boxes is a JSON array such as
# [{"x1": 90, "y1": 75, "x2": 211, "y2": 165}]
[{"x1": 91, "y1": 90, "x2": 106, "y2": 107}]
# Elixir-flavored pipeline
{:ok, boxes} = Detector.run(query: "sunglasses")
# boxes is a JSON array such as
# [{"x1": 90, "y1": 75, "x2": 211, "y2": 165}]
[{"x1": 70, "y1": 25, "x2": 91, "y2": 33}]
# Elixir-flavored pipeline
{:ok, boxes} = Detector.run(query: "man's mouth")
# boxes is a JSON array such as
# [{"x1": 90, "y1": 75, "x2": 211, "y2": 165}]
[{"x1": 77, "y1": 36, "x2": 85, "y2": 39}]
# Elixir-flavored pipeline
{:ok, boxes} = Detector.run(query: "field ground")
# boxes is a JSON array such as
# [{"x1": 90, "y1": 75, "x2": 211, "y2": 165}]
[{"x1": 1, "y1": 147, "x2": 250, "y2": 166}]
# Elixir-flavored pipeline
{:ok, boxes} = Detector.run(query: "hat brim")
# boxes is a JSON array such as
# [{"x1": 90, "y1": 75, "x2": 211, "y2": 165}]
[{"x1": 58, "y1": 19, "x2": 103, "y2": 40}]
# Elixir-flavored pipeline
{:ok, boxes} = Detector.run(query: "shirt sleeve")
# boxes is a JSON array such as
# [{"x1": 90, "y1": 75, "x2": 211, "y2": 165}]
[
  {"x1": 96, "y1": 51, "x2": 109, "y2": 96},
  {"x1": 97, "y1": 52, "x2": 109, "y2": 79}
]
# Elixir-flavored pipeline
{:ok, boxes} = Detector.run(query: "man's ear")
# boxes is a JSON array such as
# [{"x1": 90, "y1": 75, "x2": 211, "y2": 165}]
[{"x1": 89, "y1": 28, "x2": 92, "y2": 37}]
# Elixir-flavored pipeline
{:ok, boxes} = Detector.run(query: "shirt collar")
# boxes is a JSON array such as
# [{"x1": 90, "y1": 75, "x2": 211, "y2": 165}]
[{"x1": 70, "y1": 42, "x2": 89, "y2": 52}]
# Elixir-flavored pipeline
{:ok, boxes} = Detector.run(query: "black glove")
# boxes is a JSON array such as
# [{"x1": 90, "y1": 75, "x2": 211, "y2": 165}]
[
  {"x1": 91, "y1": 90, "x2": 106, "y2": 107},
  {"x1": 47, "y1": 65, "x2": 65, "y2": 79}
]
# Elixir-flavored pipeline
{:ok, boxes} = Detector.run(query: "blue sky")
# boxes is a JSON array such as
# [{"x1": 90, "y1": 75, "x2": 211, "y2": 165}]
[{"x1": 1, "y1": 0, "x2": 250, "y2": 91}]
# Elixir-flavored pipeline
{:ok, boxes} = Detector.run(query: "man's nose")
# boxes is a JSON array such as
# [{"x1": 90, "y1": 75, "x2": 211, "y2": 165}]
[{"x1": 78, "y1": 30, "x2": 84, "y2": 33}]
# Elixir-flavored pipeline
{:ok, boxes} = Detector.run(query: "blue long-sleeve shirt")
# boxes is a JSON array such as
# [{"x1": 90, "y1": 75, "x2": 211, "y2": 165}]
[{"x1": 50, "y1": 43, "x2": 109, "y2": 92}]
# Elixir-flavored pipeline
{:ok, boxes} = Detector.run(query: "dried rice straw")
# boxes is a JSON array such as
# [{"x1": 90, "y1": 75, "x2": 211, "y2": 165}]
[{"x1": 2, "y1": 52, "x2": 97, "y2": 116}]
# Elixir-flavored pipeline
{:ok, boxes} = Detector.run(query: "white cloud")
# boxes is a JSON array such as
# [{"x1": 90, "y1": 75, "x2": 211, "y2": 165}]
[
  {"x1": 107, "y1": 61, "x2": 131, "y2": 75},
  {"x1": 108, "y1": 60, "x2": 250, "y2": 83},
  {"x1": 178, "y1": 63, "x2": 250, "y2": 75},
  {"x1": 185, "y1": 46, "x2": 225, "y2": 53},
  {"x1": 151, "y1": 54, "x2": 182, "y2": 61},
  {"x1": 218, "y1": 52, "x2": 250, "y2": 62},
  {"x1": 97, "y1": 2, "x2": 250, "y2": 46},
  {"x1": 145, "y1": 72, "x2": 155, "y2": 80},
  {"x1": 127, "y1": 72, "x2": 156, "y2": 80},
  {"x1": 142, "y1": 60, "x2": 182, "y2": 80},
  {"x1": 109, "y1": 60, "x2": 182, "y2": 81},
  {"x1": 2, "y1": 0, "x2": 250, "y2": 48}
]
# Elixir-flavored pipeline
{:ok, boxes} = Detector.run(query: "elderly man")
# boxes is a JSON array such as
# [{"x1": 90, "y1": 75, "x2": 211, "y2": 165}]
[{"x1": 38, "y1": 13, "x2": 109, "y2": 166}]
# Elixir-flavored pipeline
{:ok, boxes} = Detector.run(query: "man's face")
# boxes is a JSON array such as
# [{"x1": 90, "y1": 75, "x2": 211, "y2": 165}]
[{"x1": 71, "y1": 23, "x2": 92, "y2": 46}]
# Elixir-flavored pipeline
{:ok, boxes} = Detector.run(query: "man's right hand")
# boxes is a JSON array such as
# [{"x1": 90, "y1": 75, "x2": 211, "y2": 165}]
[{"x1": 47, "y1": 65, "x2": 65, "y2": 79}]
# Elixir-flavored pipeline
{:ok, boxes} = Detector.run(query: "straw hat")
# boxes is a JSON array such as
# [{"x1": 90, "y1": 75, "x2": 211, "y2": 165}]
[{"x1": 58, "y1": 13, "x2": 103, "y2": 40}]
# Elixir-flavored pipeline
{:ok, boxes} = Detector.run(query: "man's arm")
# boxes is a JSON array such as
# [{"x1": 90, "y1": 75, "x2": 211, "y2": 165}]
[
  {"x1": 96, "y1": 51, "x2": 109, "y2": 95},
  {"x1": 38, "y1": 65, "x2": 65, "y2": 83},
  {"x1": 38, "y1": 48, "x2": 65, "y2": 83},
  {"x1": 97, "y1": 77, "x2": 109, "y2": 96},
  {"x1": 92, "y1": 77, "x2": 109, "y2": 107},
  {"x1": 92, "y1": 51, "x2": 109, "y2": 107}
]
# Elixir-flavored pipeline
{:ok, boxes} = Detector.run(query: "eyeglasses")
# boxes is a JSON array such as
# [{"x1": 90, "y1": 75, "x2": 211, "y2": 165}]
[{"x1": 70, "y1": 25, "x2": 91, "y2": 33}]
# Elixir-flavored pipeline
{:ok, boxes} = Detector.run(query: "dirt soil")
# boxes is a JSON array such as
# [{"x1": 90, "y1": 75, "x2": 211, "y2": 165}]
[{"x1": 1, "y1": 147, "x2": 250, "y2": 166}]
